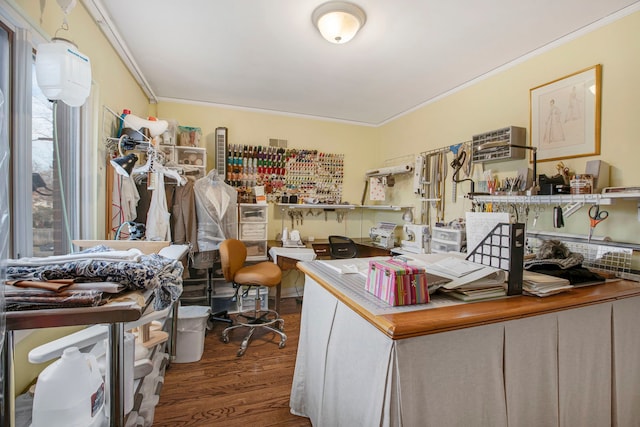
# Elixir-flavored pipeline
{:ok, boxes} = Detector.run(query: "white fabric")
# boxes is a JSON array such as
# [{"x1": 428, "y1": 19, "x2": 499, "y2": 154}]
[
  {"x1": 557, "y1": 303, "x2": 611, "y2": 427},
  {"x1": 8, "y1": 248, "x2": 143, "y2": 266},
  {"x1": 504, "y1": 313, "x2": 559, "y2": 427},
  {"x1": 145, "y1": 172, "x2": 171, "y2": 241},
  {"x1": 321, "y1": 303, "x2": 394, "y2": 427},
  {"x1": 290, "y1": 277, "x2": 339, "y2": 422},
  {"x1": 119, "y1": 175, "x2": 140, "y2": 223},
  {"x1": 291, "y1": 273, "x2": 640, "y2": 427},
  {"x1": 268, "y1": 247, "x2": 317, "y2": 264},
  {"x1": 612, "y1": 296, "x2": 640, "y2": 426},
  {"x1": 397, "y1": 324, "x2": 507, "y2": 427},
  {"x1": 194, "y1": 170, "x2": 238, "y2": 251}
]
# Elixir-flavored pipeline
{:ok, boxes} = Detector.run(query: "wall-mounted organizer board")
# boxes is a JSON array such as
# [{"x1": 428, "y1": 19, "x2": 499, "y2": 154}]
[{"x1": 224, "y1": 144, "x2": 344, "y2": 204}]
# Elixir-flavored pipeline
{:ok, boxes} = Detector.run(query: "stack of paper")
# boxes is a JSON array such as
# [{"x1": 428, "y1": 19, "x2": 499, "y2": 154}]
[
  {"x1": 440, "y1": 286, "x2": 507, "y2": 302},
  {"x1": 382, "y1": 253, "x2": 509, "y2": 301},
  {"x1": 522, "y1": 271, "x2": 572, "y2": 297},
  {"x1": 319, "y1": 257, "x2": 389, "y2": 276},
  {"x1": 420, "y1": 256, "x2": 508, "y2": 302}
]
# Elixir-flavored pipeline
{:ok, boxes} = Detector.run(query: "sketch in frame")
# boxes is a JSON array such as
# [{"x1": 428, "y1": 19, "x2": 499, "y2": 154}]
[{"x1": 530, "y1": 64, "x2": 601, "y2": 162}]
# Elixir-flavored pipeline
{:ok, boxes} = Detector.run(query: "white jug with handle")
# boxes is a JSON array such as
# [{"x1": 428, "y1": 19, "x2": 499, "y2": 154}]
[{"x1": 32, "y1": 346, "x2": 105, "y2": 427}]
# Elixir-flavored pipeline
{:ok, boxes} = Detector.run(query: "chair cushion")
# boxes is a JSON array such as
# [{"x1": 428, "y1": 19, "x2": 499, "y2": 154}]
[{"x1": 235, "y1": 261, "x2": 282, "y2": 287}]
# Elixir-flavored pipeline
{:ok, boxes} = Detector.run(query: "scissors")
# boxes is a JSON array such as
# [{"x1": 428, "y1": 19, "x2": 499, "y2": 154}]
[{"x1": 588, "y1": 205, "x2": 609, "y2": 241}]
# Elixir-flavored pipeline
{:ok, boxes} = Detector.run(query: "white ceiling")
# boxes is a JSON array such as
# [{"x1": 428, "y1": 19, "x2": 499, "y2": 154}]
[{"x1": 83, "y1": 0, "x2": 639, "y2": 126}]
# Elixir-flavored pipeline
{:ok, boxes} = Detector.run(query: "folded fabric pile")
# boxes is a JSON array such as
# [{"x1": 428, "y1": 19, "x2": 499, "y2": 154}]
[
  {"x1": 5, "y1": 246, "x2": 183, "y2": 311},
  {"x1": 524, "y1": 240, "x2": 604, "y2": 286},
  {"x1": 3, "y1": 289, "x2": 103, "y2": 311}
]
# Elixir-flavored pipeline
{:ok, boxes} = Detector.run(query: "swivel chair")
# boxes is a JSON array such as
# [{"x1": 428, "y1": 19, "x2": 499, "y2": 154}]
[
  {"x1": 219, "y1": 239, "x2": 287, "y2": 356},
  {"x1": 328, "y1": 235, "x2": 358, "y2": 259}
]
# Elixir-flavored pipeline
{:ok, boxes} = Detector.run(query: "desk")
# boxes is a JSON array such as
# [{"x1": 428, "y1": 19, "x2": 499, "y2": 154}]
[
  {"x1": 290, "y1": 260, "x2": 640, "y2": 426},
  {"x1": 268, "y1": 238, "x2": 392, "y2": 271}
]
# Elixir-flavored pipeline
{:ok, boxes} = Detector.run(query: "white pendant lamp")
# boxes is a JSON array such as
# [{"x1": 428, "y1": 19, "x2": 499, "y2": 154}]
[{"x1": 312, "y1": 1, "x2": 366, "y2": 44}]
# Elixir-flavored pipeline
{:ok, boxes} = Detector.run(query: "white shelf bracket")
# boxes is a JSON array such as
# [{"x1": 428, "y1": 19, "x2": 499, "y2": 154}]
[{"x1": 562, "y1": 201, "x2": 584, "y2": 218}]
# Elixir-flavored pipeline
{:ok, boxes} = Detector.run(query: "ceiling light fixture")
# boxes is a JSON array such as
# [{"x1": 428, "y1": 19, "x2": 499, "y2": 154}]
[{"x1": 312, "y1": 1, "x2": 366, "y2": 44}]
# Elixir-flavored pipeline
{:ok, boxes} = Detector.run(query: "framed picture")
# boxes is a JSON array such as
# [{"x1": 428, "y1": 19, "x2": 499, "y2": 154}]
[{"x1": 530, "y1": 64, "x2": 601, "y2": 162}]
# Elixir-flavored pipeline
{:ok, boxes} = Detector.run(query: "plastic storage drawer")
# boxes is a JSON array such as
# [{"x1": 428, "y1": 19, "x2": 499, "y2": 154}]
[
  {"x1": 238, "y1": 286, "x2": 269, "y2": 311},
  {"x1": 431, "y1": 227, "x2": 465, "y2": 245},
  {"x1": 175, "y1": 147, "x2": 206, "y2": 167},
  {"x1": 239, "y1": 222, "x2": 267, "y2": 240},
  {"x1": 239, "y1": 204, "x2": 268, "y2": 222},
  {"x1": 430, "y1": 239, "x2": 463, "y2": 253},
  {"x1": 243, "y1": 240, "x2": 268, "y2": 260}
]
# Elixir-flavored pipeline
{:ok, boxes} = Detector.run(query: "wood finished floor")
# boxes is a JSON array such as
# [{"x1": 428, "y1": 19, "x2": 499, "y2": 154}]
[{"x1": 154, "y1": 298, "x2": 312, "y2": 427}]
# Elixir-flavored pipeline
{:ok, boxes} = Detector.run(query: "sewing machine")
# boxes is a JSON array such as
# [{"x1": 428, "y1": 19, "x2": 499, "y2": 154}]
[
  {"x1": 401, "y1": 224, "x2": 429, "y2": 254},
  {"x1": 369, "y1": 222, "x2": 398, "y2": 249}
]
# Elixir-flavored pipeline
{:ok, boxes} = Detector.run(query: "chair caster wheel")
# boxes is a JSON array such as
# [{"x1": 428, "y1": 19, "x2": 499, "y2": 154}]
[
  {"x1": 279, "y1": 341, "x2": 286, "y2": 349},
  {"x1": 237, "y1": 348, "x2": 246, "y2": 357},
  {"x1": 222, "y1": 335, "x2": 229, "y2": 343}
]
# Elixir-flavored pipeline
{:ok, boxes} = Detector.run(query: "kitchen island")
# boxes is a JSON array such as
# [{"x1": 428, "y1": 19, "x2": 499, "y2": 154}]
[{"x1": 290, "y1": 259, "x2": 640, "y2": 426}]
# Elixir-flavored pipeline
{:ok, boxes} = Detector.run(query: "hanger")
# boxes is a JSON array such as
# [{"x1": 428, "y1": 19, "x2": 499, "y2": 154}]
[
  {"x1": 132, "y1": 152, "x2": 153, "y2": 175},
  {"x1": 159, "y1": 164, "x2": 187, "y2": 186}
]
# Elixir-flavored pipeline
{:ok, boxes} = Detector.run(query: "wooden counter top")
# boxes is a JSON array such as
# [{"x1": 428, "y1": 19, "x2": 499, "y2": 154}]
[{"x1": 298, "y1": 261, "x2": 640, "y2": 340}]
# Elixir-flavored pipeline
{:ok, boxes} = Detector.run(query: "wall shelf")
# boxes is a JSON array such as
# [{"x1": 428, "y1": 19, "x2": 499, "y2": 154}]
[
  {"x1": 470, "y1": 192, "x2": 640, "y2": 221},
  {"x1": 469, "y1": 193, "x2": 628, "y2": 206},
  {"x1": 277, "y1": 203, "x2": 356, "y2": 210},
  {"x1": 276, "y1": 203, "x2": 415, "y2": 211}
]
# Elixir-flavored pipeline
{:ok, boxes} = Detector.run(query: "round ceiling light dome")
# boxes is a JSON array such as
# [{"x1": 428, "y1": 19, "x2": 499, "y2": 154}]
[{"x1": 312, "y1": 1, "x2": 366, "y2": 44}]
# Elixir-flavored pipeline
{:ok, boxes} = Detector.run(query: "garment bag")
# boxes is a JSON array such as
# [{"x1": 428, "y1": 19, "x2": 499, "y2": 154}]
[{"x1": 194, "y1": 170, "x2": 238, "y2": 251}]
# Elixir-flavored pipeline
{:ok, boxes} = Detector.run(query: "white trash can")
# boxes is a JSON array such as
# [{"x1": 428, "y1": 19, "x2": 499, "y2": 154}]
[{"x1": 174, "y1": 305, "x2": 211, "y2": 363}]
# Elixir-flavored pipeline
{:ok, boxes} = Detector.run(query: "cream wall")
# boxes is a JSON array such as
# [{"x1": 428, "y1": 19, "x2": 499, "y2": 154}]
[
  {"x1": 156, "y1": 101, "x2": 381, "y2": 240},
  {"x1": 379, "y1": 11, "x2": 640, "y2": 244}
]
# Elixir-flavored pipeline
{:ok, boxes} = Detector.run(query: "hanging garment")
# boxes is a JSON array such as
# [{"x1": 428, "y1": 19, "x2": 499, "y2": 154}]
[
  {"x1": 111, "y1": 173, "x2": 140, "y2": 225},
  {"x1": 194, "y1": 170, "x2": 238, "y2": 251},
  {"x1": 146, "y1": 172, "x2": 171, "y2": 241},
  {"x1": 120, "y1": 175, "x2": 140, "y2": 223},
  {"x1": 172, "y1": 176, "x2": 199, "y2": 253}
]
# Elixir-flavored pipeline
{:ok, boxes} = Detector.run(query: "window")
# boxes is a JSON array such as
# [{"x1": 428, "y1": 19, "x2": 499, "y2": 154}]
[
  {"x1": 31, "y1": 63, "x2": 55, "y2": 256},
  {"x1": 0, "y1": 13, "x2": 92, "y2": 259}
]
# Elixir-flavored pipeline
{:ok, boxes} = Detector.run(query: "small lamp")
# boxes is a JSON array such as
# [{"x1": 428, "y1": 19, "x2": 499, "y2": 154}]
[
  {"x1": 110, "y1": 153, "x2": 138, "y2": 177},
  {"x1": 312, "y1": 1, "x2": 366, "y2": 44}
]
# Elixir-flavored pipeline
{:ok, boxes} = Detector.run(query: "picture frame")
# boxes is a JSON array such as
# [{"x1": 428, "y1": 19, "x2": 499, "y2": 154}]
[{"x1": 529, "y1": 64, "x2": 601, "y2": 162}]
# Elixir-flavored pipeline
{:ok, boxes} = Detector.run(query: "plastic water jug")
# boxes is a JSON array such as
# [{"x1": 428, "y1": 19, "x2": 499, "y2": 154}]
[
  {"x1": 32, "y1": 347, "x2": 105, "y2": 427},
  {"x1": 34, "y1": 38, "x2": 91, "y2": 107}
]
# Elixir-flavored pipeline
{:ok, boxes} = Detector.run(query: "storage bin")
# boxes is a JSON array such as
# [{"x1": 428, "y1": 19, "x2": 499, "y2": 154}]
[
  {"x1": 237, "y1": 286, "x2": 269, "y2": 312},
  {"x1": 430, "y1": 239, "x2": 463, "y2": 253},
  {"x1": 431, "y1": 227, "x2": 465, "y2": 245},
  {"x1": 239, "y1": 222, "x2": 267, "y2": 240},
  {"x1": 157, "y1": 145, "x2": 175, "y2": 163},
  {"x1": 243, "y1": 240, "x2": 268, "y2": 261},
  {"x1": 174, "y1": 305, "x2": 211, "y2": 363},
  {"x1": 239, "y1": 204, "x2": 268, "y2": 222},
  {"x1": 175, "y1": 146, "x2": 205, "y2": 166},
  {"x1": 177, "y1": 125, "x2": 202, "y2": 147}
]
